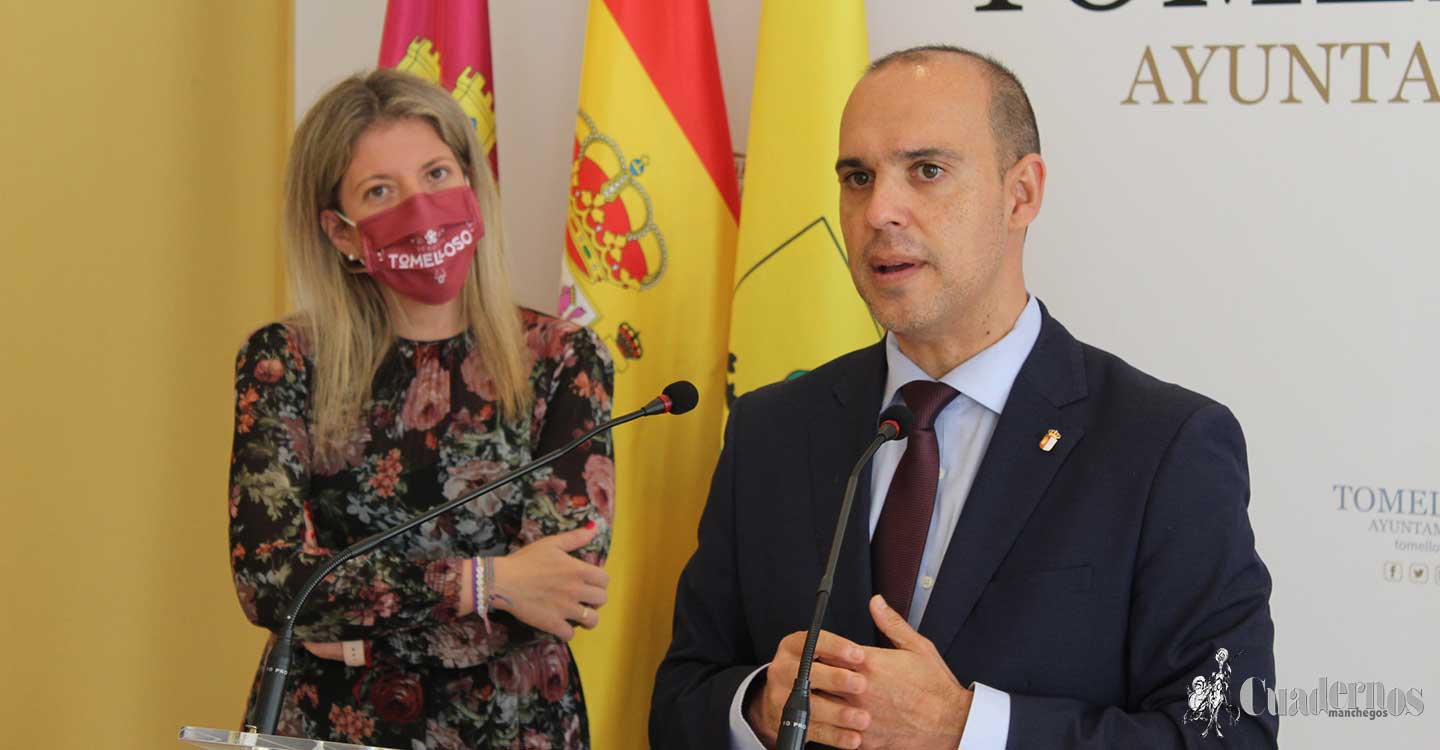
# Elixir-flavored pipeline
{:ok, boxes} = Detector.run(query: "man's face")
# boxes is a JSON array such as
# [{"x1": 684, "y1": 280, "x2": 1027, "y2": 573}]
[{"x1": 836, "y1": 56, "x2": 1018, "y2": 340}]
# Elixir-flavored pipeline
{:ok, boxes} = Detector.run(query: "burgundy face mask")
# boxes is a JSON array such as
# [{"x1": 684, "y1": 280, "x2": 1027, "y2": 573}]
[{"x1": 337, "y1": 185, "x2": 484, "y2": 305}]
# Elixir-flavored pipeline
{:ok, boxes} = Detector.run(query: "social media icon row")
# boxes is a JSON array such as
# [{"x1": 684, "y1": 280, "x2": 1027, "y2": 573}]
[{"x1": 1382, "y1": 562, "x2": 1437, "y2": 584}]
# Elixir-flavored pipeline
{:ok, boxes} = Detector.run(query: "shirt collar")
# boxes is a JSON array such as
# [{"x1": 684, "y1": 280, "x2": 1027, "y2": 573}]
[{"x1": 882, "y1": 295, "x2": 1042, "y2": 416}]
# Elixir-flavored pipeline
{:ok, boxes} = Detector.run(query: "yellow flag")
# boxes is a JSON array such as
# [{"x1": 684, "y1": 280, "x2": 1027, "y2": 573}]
[
  {"x1": 556, "y1": 1, "x2": 738, "y2": 746},
  {"x1": 727, "y1": 0, "x2": 877, "y2": 408}
]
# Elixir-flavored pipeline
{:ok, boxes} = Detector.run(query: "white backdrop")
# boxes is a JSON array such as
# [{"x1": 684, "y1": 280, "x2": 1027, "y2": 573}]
[{"x1": 296, "y1": 1, "x2": 1440, "y2": 745}]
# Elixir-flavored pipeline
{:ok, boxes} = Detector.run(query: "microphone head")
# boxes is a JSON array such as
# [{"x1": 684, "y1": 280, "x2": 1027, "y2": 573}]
[
  {"x1": 661, "y1": 380, "x2": 700, "y2": 415},
  {"x1": 877, "y1": 403, "x2": 914, "y2": 440}
]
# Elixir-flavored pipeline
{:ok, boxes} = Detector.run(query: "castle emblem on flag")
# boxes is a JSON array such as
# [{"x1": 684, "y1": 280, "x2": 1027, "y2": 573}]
[
  {"x1": 395, "y1": 36, "x2": 442, "y2": 82},
  {"x1": 393, "y1": 36, "x2": 497, "y2": 158},
  {"x1": 450, "y1": 66, "x2": 497, "y2": 157},
  {"x1": 565, "y1": 109, "x2": 667, "y2": 292}
]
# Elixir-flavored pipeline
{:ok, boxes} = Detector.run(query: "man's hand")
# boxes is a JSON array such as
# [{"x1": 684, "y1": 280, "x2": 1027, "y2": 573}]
[
  {"x1": 851, "y1": 595, "x2": 973, "y2": 750},
  {"x1": 744, "y1": 630, "x2": 872, "y2": 749}
]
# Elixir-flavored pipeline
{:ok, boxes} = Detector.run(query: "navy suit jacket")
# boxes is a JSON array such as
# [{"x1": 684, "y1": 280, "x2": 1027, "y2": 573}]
[{"x1": 650, "y1": 304, "x2": 1279, "y2": 749}]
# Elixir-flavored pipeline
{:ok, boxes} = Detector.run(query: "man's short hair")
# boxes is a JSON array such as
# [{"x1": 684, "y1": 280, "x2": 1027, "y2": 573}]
[{"x1": 868, "y1": 45, "x2": 1041, "y2": 173}]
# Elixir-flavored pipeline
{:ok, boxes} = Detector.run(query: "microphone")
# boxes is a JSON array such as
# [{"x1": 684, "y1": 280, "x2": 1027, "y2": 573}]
[
  {"x1": 251, "y1": 380, "x2": 699, "y2": 735},
  {"x1": 776, "y1": 403, "x2": 912, "y2": 750},
  {"x1": 642, "y1": 379, "x2": 700, "y2": 417}
]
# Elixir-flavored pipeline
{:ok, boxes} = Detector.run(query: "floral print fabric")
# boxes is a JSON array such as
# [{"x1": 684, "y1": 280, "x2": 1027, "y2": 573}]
[{"x1": 229, "y1": 308, "x2": 614, "y2": 750}]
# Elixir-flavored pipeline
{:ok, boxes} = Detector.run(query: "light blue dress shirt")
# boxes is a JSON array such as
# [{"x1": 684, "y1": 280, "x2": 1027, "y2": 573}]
[{"x1": 727, "y1": 296, "x2": 1041, "y2": 749}]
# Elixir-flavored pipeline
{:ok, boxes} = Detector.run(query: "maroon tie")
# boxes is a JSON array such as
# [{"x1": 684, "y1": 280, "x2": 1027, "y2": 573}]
[{"x1": 872, "y1": 380, "x2": 960, "y2": 621}]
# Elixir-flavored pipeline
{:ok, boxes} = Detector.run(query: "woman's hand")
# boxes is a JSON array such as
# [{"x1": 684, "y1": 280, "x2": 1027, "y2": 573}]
[
  {"x1": 301, "y1": 641, "x2": 345, "y2": 661},
  {"x1": 490, "y1": 523, "x2": 609, "y2": 641},
  {"x1": 302, "y1": 640, "x2": 369, "y2": 665}
]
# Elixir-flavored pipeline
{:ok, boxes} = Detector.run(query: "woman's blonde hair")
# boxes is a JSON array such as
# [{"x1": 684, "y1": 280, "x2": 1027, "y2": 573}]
[{"x1": 283, "y1": 69, "x2": 531, "y2": 461}]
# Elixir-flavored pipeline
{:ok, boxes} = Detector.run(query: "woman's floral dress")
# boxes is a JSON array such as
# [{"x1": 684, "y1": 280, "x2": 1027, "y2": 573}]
[{"x1": 228, "y1": 308, "x2": 615, "y2": 750}]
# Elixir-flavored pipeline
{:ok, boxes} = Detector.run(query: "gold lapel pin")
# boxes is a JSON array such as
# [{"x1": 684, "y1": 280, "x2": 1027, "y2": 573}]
[{"x1": 1039, "y1": 429, "x2": 1062, "y2": 452}]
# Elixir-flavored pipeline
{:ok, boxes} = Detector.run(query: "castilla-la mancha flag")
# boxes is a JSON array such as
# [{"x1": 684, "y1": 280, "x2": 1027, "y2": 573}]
[
  {"x1": 379, "y1": 0, "x2": 499, "y2": 178},
  {"x1": 556, "y1": 0, "x2": 738, "y2": 746}
]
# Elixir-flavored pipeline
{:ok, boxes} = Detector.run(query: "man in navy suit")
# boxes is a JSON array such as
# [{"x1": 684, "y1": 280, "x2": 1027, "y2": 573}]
[{"x1": 650, "y1": 45, "x2": 1278, "y2": 749}]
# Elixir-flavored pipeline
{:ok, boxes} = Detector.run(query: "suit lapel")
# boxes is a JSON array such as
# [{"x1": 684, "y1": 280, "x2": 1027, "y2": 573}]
[
  {"x1": 808, "y1": 341, "x2": 886, "y2": 645},
  {"x1": 918, "y1": 306, "x2": 1089, "y2": 655}
]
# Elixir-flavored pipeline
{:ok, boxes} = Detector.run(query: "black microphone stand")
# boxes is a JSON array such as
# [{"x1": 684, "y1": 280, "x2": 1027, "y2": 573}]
[
  {"x1": 250, "y1": 391, "x2": 683, "y2": 734},
  {"x1": 776, "y1": 408, "x2": 909, "y2": 749}
]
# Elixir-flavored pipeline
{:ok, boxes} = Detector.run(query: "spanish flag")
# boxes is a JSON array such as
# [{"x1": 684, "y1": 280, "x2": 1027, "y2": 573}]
[
  {"x1": 379, "y1": 0, "x2": 499, "y2": 178},
  {"x1": 727, "y1": 1, "x2": 877, "y2": 408},
  {"x1": 556, "y1": 1, "x2": 738, "y2": 746}
]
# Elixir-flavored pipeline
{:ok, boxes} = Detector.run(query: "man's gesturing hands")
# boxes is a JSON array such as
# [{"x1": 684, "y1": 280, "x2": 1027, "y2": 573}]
[
  {"x1": 744, "y1": 595, "x2": 973, "y2": 750},
  {"x1": 744, "y1": 629, "x2": 871, "y2": 748}
]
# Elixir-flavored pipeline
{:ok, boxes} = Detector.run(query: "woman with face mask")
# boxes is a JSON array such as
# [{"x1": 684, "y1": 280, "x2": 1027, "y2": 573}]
[{"x1": 228, "y1": 70, "x2": 613, "y2": 750}]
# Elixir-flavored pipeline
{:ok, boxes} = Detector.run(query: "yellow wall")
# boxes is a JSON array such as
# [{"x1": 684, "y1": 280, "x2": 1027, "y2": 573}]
[{"x1": 0, "y1": 2, "x2": 291, "y2": 747}]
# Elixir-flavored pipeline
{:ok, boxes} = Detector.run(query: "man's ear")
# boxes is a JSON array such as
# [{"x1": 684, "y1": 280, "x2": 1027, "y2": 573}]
[{"x1": 1005, "y1": 153, "x2": 1046, "y2": 231}]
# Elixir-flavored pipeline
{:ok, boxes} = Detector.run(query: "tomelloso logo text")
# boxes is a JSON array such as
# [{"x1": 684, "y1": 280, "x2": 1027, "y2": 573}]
[
  {"x1": 967, "y1": 2, "x2": 1440, "y2": 107},
  {"x1": 387, "y1": 227, "x2": 474, "y2": 271}
]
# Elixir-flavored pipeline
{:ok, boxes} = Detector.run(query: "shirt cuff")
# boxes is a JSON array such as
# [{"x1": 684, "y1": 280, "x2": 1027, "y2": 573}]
[
  {"x1": 727, "y1": 664, "x2": 770, "y2": 750},
  {"x1": 960, "y1": 682, "x2": 1011, "y2": 750}
]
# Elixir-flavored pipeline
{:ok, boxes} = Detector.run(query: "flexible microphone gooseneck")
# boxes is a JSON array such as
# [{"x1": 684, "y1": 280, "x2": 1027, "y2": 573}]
[
  {"x1": 775, "y1": 403, "x2": 913, "y2": 750},
  {"x1": 251, "y1": 380, "x2": 699, "y2": 735}
]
